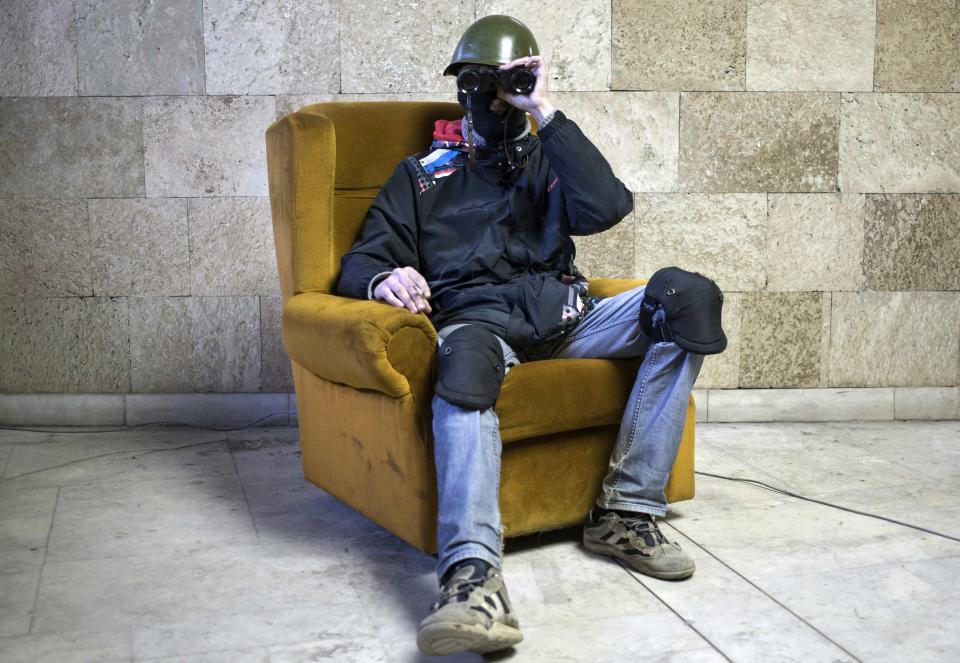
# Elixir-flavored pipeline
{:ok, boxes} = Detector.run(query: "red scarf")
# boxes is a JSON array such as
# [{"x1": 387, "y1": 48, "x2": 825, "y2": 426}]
[{"x1": 433, "y1": 118, "x2": 465, "y2": 143}]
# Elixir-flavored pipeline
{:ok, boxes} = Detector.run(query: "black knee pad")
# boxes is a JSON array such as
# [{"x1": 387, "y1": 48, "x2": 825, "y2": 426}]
[
  {"x1": 639, "y1": 266, "x2": 727, "y2": 355},
  {"x1": 436, "y1": 325, "x2": 506, "y2": 410}
]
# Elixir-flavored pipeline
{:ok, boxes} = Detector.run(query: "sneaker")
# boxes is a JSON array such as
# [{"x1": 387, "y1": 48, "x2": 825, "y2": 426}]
[
  {"x1": 416, "y1": 559, "x2": 523, "y2": 656},
  {"x1": 583, "y1": 506, "x2": 695, "y2": 580}
]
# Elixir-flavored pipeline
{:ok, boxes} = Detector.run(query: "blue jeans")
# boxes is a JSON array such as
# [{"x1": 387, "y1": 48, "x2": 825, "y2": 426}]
[{"x1": 431, "y1": 285, "x2": 705, "y2": 584}]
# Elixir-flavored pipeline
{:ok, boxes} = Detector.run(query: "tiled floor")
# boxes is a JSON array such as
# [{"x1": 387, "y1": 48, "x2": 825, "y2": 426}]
[{"x1": 0, "y1": 421, "x2": 958, "y2": 662}]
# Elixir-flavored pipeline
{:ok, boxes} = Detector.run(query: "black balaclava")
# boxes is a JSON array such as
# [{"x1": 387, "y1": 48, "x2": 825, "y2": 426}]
[{"x1": 457, "y1": 89, "x2": 527, "y2": 148}]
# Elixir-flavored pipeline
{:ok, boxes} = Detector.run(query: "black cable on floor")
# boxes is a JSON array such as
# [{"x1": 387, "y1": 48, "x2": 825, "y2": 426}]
[
  {"x1": 695, "y1": 470, "x2": 960, "y2": 543},
  {"x1": 0, "y1": 411, "x2": 295, "y2": 434}
]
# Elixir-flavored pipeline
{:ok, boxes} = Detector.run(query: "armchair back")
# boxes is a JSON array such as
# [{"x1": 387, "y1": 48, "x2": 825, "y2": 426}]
[{"x1": 265, "y1": 101, "x2": 465, "y2": 301}]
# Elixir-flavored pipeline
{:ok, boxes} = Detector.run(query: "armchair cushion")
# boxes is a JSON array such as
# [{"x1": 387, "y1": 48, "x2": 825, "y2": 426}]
[{"x1": 496, "y1": 357, "x2": 641, "y2": 443}]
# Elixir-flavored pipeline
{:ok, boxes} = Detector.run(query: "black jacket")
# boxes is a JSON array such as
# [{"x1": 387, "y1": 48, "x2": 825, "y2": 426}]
[{"x1": 336, "y1": 110, "x2": 634, "y2": 350}]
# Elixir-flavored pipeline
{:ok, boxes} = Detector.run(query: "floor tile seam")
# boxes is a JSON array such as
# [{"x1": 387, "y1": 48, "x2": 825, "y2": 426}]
[
  {"x1": 860, "y1": 458, "x2": 959, "y2": 487},
  {"x1": 613, "y1": 561, "x2": 734, "y2": 662},
  {"x1": 742, "y1": 549, "x2": 960, "y2": 587},
  {"x1": 0, "y1": 438, "x2": 231, "y2": 485},
  {"x1": 233, "y1": 475, "x2": 316, "y2": 490},
  {"x1": 689, "y1": 483, "x2": 960, "y2": 539},
  {"x1": 0, "y1": 444, "x2": 11, "y2": 478},
  {"x1": 42, "y1": 534, "x2": 269, "y2": 566},
  {"x1": 0, "y1": 472, "x2": 252, "y2": 495},
  {"x1": 5, "y1": 463, "x2": 248, "y2": 490},
  {"x1": 133, "y1": 644, "x2": 271, "y2": 661},
  {"x1": 499, "y1": 604, "x2": 672, "y2": 632},
  {"x1": 127, "y1": 607, "x2": 378, "y2": 658},
  {"x1": 227, "y1": 440, "x2": 263, "y2": 545},
  {"x1": 336, "y1": 554, "x2": 382, "y2": 642},
  {"x1": 665, "y1": 520, "x2": 866, "y2": 663},
  {"x1": 27, "y1": 485, "x2": 59, "y2": 636},
  {"x1": 34, "y1": 539, "x2": 349, "y2": 568},
  {"x1": 676, "y1": 524, "x2": 959, "y2": 560}
]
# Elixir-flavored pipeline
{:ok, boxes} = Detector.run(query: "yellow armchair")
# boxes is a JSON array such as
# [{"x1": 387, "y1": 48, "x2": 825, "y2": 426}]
[{"x1": 264, "y1": 101, "x2": 697, "y2": 555}]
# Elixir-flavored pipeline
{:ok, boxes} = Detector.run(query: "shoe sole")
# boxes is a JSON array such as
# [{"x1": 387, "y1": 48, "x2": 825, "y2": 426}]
[
  {"x1": 417, "y1": 620, "x2": 523, "y2": 656},
  {"x1": 583, "y1": 537, "x2": 695, "y2": 580}
]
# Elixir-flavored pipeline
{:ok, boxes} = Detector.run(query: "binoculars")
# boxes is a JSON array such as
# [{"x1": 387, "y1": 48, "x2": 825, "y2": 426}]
[{"x1": 456, "y1": 65, "x2": 536, "y2": 96}]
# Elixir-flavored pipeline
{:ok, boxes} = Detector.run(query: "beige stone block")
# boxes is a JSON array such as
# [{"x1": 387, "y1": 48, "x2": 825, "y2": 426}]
[
  {"x1": 143, "y1": 96, "x2": 275, "y2": 197},
  {"x1": 130, "y1": 296, "x2": 261, "y2": 393},
  {"x1": 611, "y1": 0, "x2": 745, "y2": 91},
  {"x1": 634, "y1": 194, "x2": 766, "y2": 292},
  {"x1": 275, "y1": 92, "x2": 456, "y2": 119},
  {"x1": 694, "y1": 291, "x2": 744, "y2": 390},
  {"x1": 746, "y1": 0, "x2": 874, "y2": 92},
  {"x1": 76, "y1": 299, "x2": 133, "y2": 393},
  {"x1": 864, "y1": 194, "x2": 960, "y2": 290},
  {"x1": 766, "y1": 194, "x2": 866, "y2": 292},
  {"x1": 839, "y1": 93, "x2": 960, "y2": 193},
  {"x1": 260, "y1": 297, "x2": 293, "y2": 393},
  {"x1": 129, "y1": 297, "x2": 191, "y2": 392},
  {"x1": 830, "y1": 291, "x2": 960, "y2": 387},
  {"x1": 0, "y1": 298, "x2": 130, "y2": 393},
  {"x1": 0, "y1": 0, "x2": 77, "y2": 96},
  {"x1": 875, "y1": 0, "x2": 960, "y2": 92},
  {"x1": 0, "y1": 98, "x2": 144, "y2": 198},
  {"x1": 340, "y1": 0, "x2": 474, "y2": 93},
  {"x1": 204, "y1": 0, "x2": 339, "y2": 95},
  {"x1": 477, "y1": 1, "x2": 611, "y2": 91},
  {"x1": 551, "y1": 91, "x2": 679, "y2": 192},
  {"x1": 573, "y1": 215, "x2": 635, "y2": 279},
  {"x1": 820, "y1": 291, "x2": 831, "y2": 387},
  {"x1": 189, "y1": 197, "x2": 280, "y2": 296},
  {"x1": 187, "y1": 297, "x2": 260, "y2": 392},
  {"x1": 680, "y1": 92, "x2": 839, "y2": 193},
  {"x1": 0, "y1": 200, "x2": 92, "y2": 297},
  {"x1": 77, "y1": 0, "x2": 204, "y2": 95},
  {"x1": 89, "y1": 198, "x2": 190, "y2": 296},
  {"x1": 739, "y1": 292, "x2": 823, "y2": 388}
]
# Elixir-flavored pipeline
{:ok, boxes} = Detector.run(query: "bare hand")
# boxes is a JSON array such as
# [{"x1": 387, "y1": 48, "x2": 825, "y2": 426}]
[
  {"x1": 497, "y1": 55, "x2": 554, "y2": 122},
  {"x1": 374, "y1": 266, "x2": 432, "y2": 314}
]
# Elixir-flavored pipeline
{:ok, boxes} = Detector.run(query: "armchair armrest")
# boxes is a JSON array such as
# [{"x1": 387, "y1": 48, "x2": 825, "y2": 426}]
[
  {"x1": 588, "y1": 277, "x2": 649, "y2": 299},
  {"x1": 282, "y1": 292, "x2": 438, "y2": 398}
]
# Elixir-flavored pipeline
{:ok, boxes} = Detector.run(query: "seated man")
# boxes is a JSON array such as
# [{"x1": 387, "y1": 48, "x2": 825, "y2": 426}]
[{"x1": 335, "y1": 14, "x2": 726, "y2": 657}]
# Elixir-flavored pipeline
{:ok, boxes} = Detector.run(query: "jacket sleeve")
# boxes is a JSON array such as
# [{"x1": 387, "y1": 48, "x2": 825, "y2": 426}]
[
  {"x1": 335, "y1": 160, "x2": 420, "y2": 300},
  {"x1": 536, "y1": 109, "x2": 634, "y2": 236}
]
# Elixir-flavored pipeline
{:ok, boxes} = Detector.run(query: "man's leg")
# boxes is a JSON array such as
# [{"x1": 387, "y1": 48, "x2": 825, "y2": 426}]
[
  {"x1": 419, "y1": 323, "x2": 524, "y2": 656},
  {"x1": 550, "y1": 286, "x2": 704, "y2": 516},
  {"x1": 542, "y1": 286, "x2": 704, "y2": 579},
  {"x1": 431, "y1": 323, "x2": 520, "y2": 585}
]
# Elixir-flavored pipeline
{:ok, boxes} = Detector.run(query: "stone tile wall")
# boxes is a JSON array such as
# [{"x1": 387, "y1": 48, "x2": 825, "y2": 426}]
[{"x1": 1, "y1": 1, "x2": 958, "y2": 396}]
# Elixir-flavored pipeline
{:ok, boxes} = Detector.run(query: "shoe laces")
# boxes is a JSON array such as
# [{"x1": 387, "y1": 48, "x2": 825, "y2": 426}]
[
  {"x1": 430, "y1": 574, "x2": 487, "y2": 612},
  {"x1": 620, "y1": 514, "x2": 670, "y2": 548}
]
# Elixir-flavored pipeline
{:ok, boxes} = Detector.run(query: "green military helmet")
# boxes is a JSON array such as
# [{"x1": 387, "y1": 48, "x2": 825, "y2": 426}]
[{"x1": 443, "y1": 15, "x2": 540, "y2": 76}]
